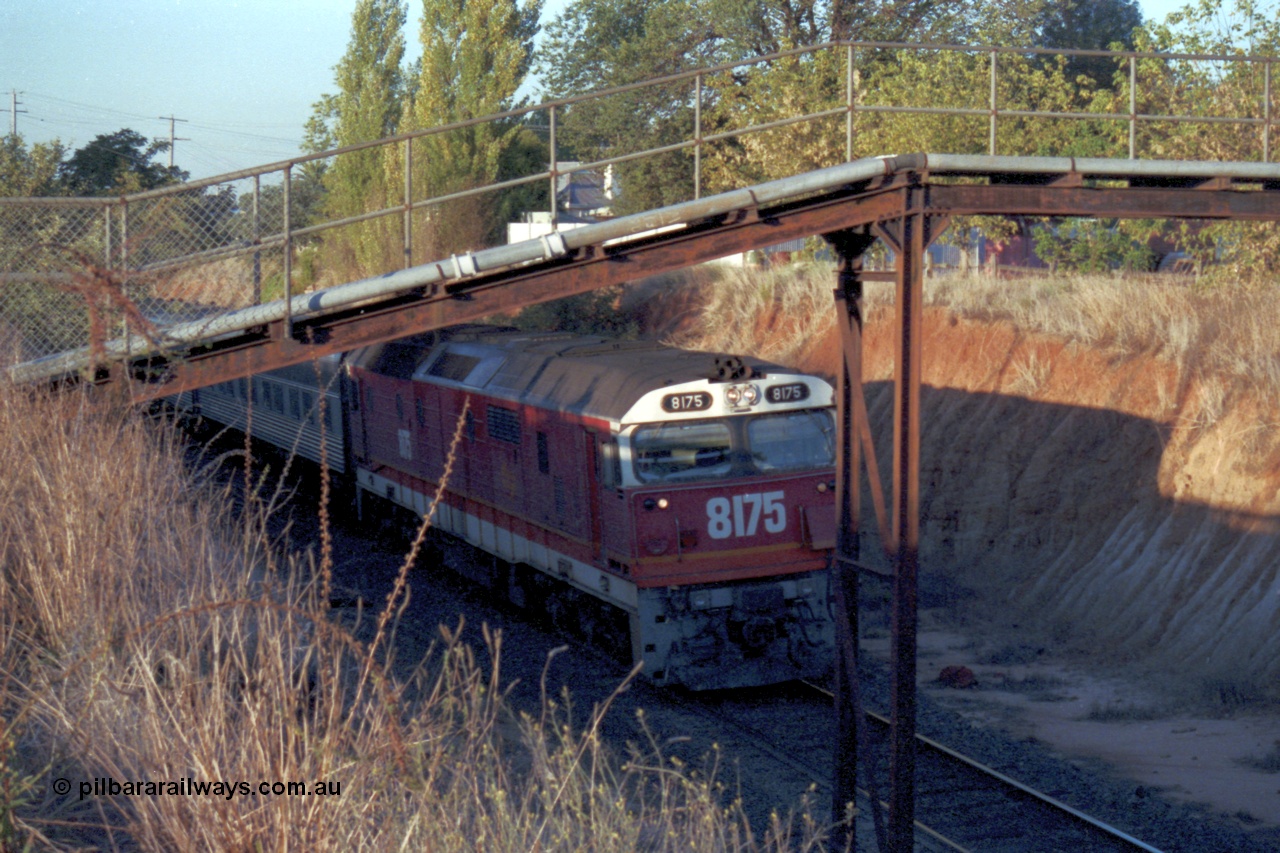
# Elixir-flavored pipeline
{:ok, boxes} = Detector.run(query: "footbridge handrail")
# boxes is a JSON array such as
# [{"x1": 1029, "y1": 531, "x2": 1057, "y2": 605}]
[
  {"x1": 1, "y1": 39, "x2": 1277, "y2": 372},
  {"x1": 10, "y1": 152, "x2": 1280, "y2": 391}
]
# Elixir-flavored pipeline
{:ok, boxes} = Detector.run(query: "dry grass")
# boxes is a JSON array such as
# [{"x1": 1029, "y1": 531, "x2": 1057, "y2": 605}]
[
  {"x1": 662, "y1": 263, "x2": 845, "y2": 365},
  {"x1": 668, "y1": 263, "x2": 1280, "y2": 407},
  {"x1": 0, "y1": 382, "x2": 830, "y2": 851},
  {"x1": 921, "y1": 271, "x2": 1280, "y2": 399}
]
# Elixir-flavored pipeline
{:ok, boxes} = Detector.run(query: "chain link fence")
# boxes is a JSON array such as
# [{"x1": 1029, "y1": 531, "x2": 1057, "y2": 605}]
[
  {"x1": 1, "y1": 41, "x2": 1275, "y2": 370},
  {"x1": 0, "y1": 175, "x2": 291, "y2": 364}
]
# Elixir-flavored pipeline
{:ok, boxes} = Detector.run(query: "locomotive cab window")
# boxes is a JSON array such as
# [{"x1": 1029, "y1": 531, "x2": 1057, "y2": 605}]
[
  {"x1": 748, "y1": 410, "x2": 836, "y2": 472},
  {"x1": 632, "y1": 420, "x2": 732, "y2": 482},
  {"x1": 631, "y1": 410, "x2": 835, "y2": 483}
]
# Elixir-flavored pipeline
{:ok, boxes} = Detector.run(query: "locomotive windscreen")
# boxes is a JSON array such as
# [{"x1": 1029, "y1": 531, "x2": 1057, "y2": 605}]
[{"x1": 631, "y1": 409, "x2": 834, "y2": 483}]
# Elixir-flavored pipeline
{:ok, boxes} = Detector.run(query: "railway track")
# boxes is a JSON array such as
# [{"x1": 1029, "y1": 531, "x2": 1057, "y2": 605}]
[
  {"x1": 192, "y1": 432, "x2": 1260, "y2": 852},
  {"x1": 675, "y1": 681, "x2": 1167, "y2": 852}
]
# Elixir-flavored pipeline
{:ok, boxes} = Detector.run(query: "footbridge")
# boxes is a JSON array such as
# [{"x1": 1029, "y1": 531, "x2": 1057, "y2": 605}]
[{"x1": 4, "y1": 39, "x2": 1279, "y2": 853}]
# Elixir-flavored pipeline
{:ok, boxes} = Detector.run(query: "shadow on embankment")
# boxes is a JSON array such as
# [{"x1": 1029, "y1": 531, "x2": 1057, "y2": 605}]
[{"x1": 855, "y1": 381, "x2": 1280, "y2": 701}]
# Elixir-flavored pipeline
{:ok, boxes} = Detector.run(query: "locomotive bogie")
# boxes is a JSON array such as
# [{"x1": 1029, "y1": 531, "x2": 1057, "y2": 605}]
[{"x1": 636, "y1": 570, "x2": 832, "y2": 690}]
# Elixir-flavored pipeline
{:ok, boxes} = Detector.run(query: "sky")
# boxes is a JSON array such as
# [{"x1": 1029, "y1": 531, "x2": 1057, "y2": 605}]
[{"x1": 1, "y1": 0, "x2": 1194, "y2": 182}]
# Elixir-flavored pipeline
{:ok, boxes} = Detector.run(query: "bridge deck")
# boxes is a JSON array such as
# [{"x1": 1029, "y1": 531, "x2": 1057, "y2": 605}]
[{"x1": 8, "y1": 152, "x2": 1279, "y2": 402}]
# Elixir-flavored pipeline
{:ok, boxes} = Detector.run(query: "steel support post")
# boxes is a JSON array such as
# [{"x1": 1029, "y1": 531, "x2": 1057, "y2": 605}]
[
  {"x1": 826, "y1": 227, "x2": 877, "y2": 847},
  {"x1": 887, "y1": 207, "x2": 925, "y2": 852},
  {"x1": 282, "y1": 164, "x2": 293, "y2": 335}
]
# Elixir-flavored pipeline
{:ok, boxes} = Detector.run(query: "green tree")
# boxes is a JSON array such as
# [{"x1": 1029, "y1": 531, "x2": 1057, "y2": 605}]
[
  {"x1": 537, "y1": 0, "x2": 978, "y2": 212},
  {"x1": 1035, "y1": 0, "x2": 1144, "y2": 85},
  {"x1": 1129, "y1": 0, "x2": 1280, "y2": 280},
  {"x1": 0, "y1": 135, "x2": 66, "y2": 197},
  {"x1": 308, "y1": 0, "x2": 408, "y2": 278},
  {"x1": 56, "y1": 129, "x2": 186, "y2": 196},
  {"x1": 537, "y1": 0, "x2": 742, "y2": 214},
  {"x1": 394, "y1": 0, "x2": 542, "y2": 259}
]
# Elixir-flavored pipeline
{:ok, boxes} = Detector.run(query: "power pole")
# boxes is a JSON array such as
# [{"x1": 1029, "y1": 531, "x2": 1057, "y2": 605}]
[
  {"x1": 7, "y1": 90, "x2": 27, "y2": 136},
  {"x1": 158, "y1": 114, "x2": 189, "y2": 168}
]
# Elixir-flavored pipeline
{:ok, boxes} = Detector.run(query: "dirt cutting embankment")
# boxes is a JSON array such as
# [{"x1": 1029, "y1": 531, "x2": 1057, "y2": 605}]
[{"x1": 785, "y1": 308, "x2": 1280, "y2": 698}]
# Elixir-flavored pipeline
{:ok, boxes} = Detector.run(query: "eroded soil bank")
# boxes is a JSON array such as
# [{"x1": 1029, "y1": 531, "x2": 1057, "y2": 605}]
[{"x1": 792, "y1": 307, "x2": 1280, "y2": 827}]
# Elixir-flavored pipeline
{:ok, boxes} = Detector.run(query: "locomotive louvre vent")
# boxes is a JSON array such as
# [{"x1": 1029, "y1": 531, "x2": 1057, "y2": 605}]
[
  {"x1": 487, "y1": 406, "x2": 521, "y2": 444},
  {"x1": 553, "y1": 476, "x2": 568, "y2": 518}
]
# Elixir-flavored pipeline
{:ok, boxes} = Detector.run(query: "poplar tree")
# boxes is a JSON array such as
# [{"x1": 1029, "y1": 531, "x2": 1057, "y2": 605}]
[
  {"x1": 318, "y1": 0, "x2": 408, "y2": 277},
  {"x1": 396, "y1": 0, "x2": 541, "y2": 259}
]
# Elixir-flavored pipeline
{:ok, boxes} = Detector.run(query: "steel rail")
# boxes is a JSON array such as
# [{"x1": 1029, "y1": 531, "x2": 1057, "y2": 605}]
[
  {"x1": 666, "y1": 686, "x2": 971, "y2": 853},
  {"x1": 803, "y1": 682, "x2": 1167, "y2": 853},
  {"x1": 863, "y1": 710, "x2": 1167, "y2": 853}
]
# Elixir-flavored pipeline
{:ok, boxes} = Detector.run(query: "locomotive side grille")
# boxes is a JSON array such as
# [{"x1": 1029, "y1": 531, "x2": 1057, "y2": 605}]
[
  {"x1": 553, "y1": 476, "x2": 567, "y2": 519},
  {"x1": 487, "y1": 406, "x2": 521, "y2": 444}
]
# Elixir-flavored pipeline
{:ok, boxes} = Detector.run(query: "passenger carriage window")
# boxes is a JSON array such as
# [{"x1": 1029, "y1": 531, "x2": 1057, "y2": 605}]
[
  {"x1": 303, "y1": 392, "x2": 314, "y2": 424},
  {"x1": 289, "y1": 388, "x2": 301, "y2": 420}
]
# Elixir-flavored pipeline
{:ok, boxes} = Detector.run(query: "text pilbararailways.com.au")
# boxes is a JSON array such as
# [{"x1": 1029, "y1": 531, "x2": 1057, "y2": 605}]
[{"x1": 52, "y1": 776, "x2": 342, "y2": 801}]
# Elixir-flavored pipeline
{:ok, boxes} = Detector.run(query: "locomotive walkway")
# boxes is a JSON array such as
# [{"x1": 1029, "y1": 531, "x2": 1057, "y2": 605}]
[{"x1": 4, "y1": 40, "x2": 1280, "y2": 853}]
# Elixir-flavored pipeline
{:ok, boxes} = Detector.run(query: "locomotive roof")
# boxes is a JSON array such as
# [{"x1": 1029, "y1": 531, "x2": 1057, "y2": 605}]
[{"x1": 348, "y1": 326, "x2": 793, "y2": 423}]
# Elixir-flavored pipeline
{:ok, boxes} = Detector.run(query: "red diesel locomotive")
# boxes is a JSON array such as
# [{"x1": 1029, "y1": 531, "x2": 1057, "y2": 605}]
[{"x1": 190, "y1": 326, "x2": 838, "y2": 689}]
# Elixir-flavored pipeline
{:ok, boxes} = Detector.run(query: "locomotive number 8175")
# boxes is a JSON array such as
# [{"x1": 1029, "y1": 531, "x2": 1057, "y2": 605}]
[{"x1": 186, "y1": 325, "x2": 837, "y2": 690}]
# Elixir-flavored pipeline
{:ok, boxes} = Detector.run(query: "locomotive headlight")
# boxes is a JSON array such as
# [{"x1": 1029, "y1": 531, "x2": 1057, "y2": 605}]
[
  {"x1": 657, "y1": 497, "x2": 670, "y2": 510},
  {"x1": 742, "y1": 384, "x2": 760, "y2": 405},
  {"x1": 725, "y1": 385, "x2": 742, "y2": 406}
]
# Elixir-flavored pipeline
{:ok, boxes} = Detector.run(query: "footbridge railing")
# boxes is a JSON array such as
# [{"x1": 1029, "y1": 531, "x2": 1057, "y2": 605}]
[
  {"x1": 6, "y1": 147, "x2": 1279, "y2": 852},
  {"x1": 0, "y1": 40, "x2": 1276, "y2": 370}
]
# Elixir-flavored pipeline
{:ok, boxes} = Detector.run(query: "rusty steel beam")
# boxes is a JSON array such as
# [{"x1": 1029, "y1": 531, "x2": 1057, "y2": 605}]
[
  {"x1": 926, "y1": 182, "x2": 1280, "y2": 220},
  {"x1": 889, "y1": 206, "x2": 924, "y2": 853},
  {"x1": 113, "y1": 184, "x2": 912, "y2": 402},
  {"x1": 826, "y1": 227, "x2": 878, "y2": 847},
  {"x1": 871, "y1": 187, "x2": 936, "y2": 852}
]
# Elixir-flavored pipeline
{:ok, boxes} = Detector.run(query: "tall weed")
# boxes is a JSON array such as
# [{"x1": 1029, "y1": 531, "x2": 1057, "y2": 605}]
[{"x1": 0, "y1": 382, "x2": 827, "y2": 851}]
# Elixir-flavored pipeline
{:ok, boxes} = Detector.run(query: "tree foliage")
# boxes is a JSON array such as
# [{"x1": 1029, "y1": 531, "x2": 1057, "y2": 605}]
[
  {"x1": 57, "y1": 129, "x2": 187, "y2": 196},
  {"x1": 0, "y1": 135, "x2": 67, "y2": 197},
  {"x1": 1032, "y1": 219, "x2": 1157, "y2": 273},
  {"x1": 309, "y1": 0, "x2": 408, "y2": 276},
  {"x1": 394, "y1": 0, "x2": 542, "y2": 259},
  {"x1": 303, "y1": 0, "x2": 541, "y2": 278}
]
